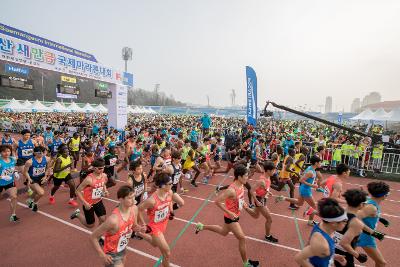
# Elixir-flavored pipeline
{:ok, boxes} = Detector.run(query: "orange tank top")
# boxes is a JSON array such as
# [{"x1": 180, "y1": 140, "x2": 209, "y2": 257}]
[
  {"x1": 103, "y1": 207, "x2": 135, "y2": 254},
  {"x1": 280, "y1": 155, "x2": 290, "y2": 179},
  {"x1": 83, "y1": 173, "x2": 107, "y2": 205},
  {"x1": 323, "y1": 175, "x2": 337, "y2": 198},
  {"x1": 224, "y1": 183, "x2": 244, "y2": 218},
  {"x1": 147, "y1": 192, "x2": 172, "y2": 226},
  {"x1": 255, "y1": 175, "x2": 271, "y2": 198}
]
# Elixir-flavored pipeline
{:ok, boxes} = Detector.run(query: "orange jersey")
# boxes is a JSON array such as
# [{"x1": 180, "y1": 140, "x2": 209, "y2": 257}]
[
  {"x1": 323, "y1": 175, "x2": 338, "y2": 198},
  {"x1": 224, "y1": 183, "x2": 244, "y2": 218},
  {"x1": 147, "y1": 192, "x2": 172, "y2": 235},
  {"x1": 255, "y1": 175, "x2": 271, "y2": 198},
  {"x1": 83, "y1": 173, "x2": 107, "y2": 205},
  {"x1": 103, "y1": 207, "x2": 135, "y2": 254}
]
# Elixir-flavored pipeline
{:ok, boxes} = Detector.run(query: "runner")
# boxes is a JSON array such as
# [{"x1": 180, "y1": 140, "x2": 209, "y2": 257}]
[
  {"x1": 294, "y1": 198, "x2": 347, "y2": 267},
  {"x1": 80, "y1": 151, "x2": 94, "y2": 183},
  {"x1": 0, "y1": 144, "x2": 19, "y2": 222},
  {"x1": 170, "y1": 150, "x2": 185, "y2": 200},
  {"x1": 1, "y1": 132, "x2": 16, "y2": 153},
  {"x1": 15, "y1": 129, "x2": 35, "y2": 170},
  {"x1": 333, "y1": 189, "x2": 371, "y2": 267},
  {"x1": 90, "y1": 185, "x2": 141, "y2": 267},
  {"x1": 195, "y1": 164, "x2": 260, "y2": 267},
  {"x1": 321, "y1": 163, "x2": 350, "y2": 204},
  {"x1": 24, "y1": 146, "x2": 50, "y2": 212},
  {"x1": 249, "y1": 160, "x2": 279, "y2": 243},
  {"x1": 137, "y1": 172, "x2": 184, "y2": 267},
  {"x1": 103, "y1": 147, "x2": 119, "y2": 188},
  {"x1": 68, "y1": 132, "x2": 81, "y2": 169},
  {"x1": 357, "y1": 181, "x2": 390, "y2": 267},
  {"x1": 275, "y1": 155, "x2": 322, "y2": 225},
  {"x1": 71, "y1": 158, "x2": 108, "y2": 228},
  {"x1": 50, "y1": 145, "x2": 78, "y2": 207}
]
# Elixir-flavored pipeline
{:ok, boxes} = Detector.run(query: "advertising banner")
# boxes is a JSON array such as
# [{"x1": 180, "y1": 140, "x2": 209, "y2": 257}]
[{"x1": 246, "y1": 66, "x2": 257, "y2": 126}]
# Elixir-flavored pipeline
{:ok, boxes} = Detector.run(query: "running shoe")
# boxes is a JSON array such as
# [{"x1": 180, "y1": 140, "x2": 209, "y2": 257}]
[
  {"x1": 248, "y1": 203, "x2": 255, "y2": 209},
  {"x1": 26, "y1": 198, "x2": 34, "y2": 209},
  {"x1": 265, "y1": 235, "x2": 278, "y2": 243},
  {"x1": 180, "y1": 188, "x2": 188, "y2": 194},
  {"x1": 70, "y1": 209, "x2": 80, "y2": 220},
  {"x1": 215, "y1": 185, "x2": 222, "y2": 192},
  {"x1": 9, "y1": 214, "x2": 20, "y2": 222},
  {"x1": 190, "y1": 180, "x2": 198, "y2": 187},
  {"x1": 203, "y1": 176, "x2": 209, "y2": 184},
  {"x1": 131, "y1": 232, "x2": 143, "y2": 240},
  {"x1": 98, "y1": 238, "x2": 105, "y2": 247},
  {"x1": 275, "y1": 195, "x2": 285, "y2": 203},
  {"x1": 31, "y1": 203, "x2": 38, "y2": 212},
  {"x1": 195, "y1": 222, "x2": 204, "y2": 234},
  {"x1": 245, "y1": 259, "x2": 260, "y2": 267},
  {"x1": 288, "y1": 204, "x2": 299, "y2": 210},
  {"x1": 27, "y1": 188, "x2": 33, "y2": 196},
  {"x1": 68, "y1": 199, "x2": 79, "y2": 207},
  {"x1": 282, "y1": 184, "x2": 289, "y2": 192},
  {"x1": 304, "y1": 207, "x2": 315, "y2": 216},
  {"x1": 49, "y1": 196, "x2": 55, "y2": 205}
]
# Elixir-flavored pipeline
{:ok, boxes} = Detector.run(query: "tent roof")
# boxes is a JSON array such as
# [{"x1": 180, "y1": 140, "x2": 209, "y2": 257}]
[
  {"x1": 82, "y1": 103, "x2": 97, "y2": 112},
  {"x1": 95, "y1": 103, "x2": 108, "y2": 112},
  {"x1": 67, "y1": 102, "x2": 84, "y2": 112},
  {"x1": 48, "y1": 101, "x2": 69, "y2": 112},
  {"x1": 1, "y1": 98, "x2": 28, "y2": 112},
  {"x1": 350, "y1": 109, "x2": 374, "y2": 120},
  {"x1": 386, "y1": 108, "x2": 400, "y2": 122},
  {"x1": 29, "y1": 100, "x2": 51, "y2": 112}
]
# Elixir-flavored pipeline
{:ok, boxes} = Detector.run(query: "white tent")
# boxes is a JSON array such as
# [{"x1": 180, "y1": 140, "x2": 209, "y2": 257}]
[
  {"x1": 67, "y1": 102, "x2": 84, "y2": 112},
  {"x1": 21, "y1": 100, "x2": 31, "y2": 108},
  {"x1": 350, "y1": 109, "x2": 375, "y2": 120},
  {"x1": 48, "y1": 101, "x2": 69, "y2": 112},
  {"x1": 140, "y1": 107, "x2": 150, "y2": 114},
  {"x1": 370, "y1": 108, "x2": 390, "y2": 121},
  {"x1": 28, "y1": 100, "x2": 51, "y2": 112},
  {"x1": 129, "y1": 106, "x2": 143, "y2": 114},
  {"x1": 147, "y1": 107, "x2": 157, "y2": 114},
  {"x1": 95, "y1": 103, "x2": 108, "y2": 113},
  {"x1": 1, "y1": 98, "x2": 28, "y2": 112},
  {"x1": 82, "y1": 103, "x2": 97, "y2": 113},
  {"x1": 386, "y1": 108, "x2": 400, "y2": 122}
]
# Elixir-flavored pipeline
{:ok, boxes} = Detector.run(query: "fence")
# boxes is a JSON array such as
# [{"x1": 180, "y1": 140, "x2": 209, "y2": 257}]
[{"x1": 301, "y1": 144, "x2": 400, "y2": 176}]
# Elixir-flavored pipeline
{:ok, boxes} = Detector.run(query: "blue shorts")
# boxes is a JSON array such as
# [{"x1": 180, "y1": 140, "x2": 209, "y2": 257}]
[
  {"x1": 299, "y1": 185, "x2": 312, "y2": 198},
  {"x1": 357, "y1": 233, "x2": 377, "y2": 248}
]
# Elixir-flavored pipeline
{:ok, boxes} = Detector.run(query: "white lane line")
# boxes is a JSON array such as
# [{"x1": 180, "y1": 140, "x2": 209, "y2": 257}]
[{"x1": 15, "y1": 201, "x2": 181, "y2": 267}]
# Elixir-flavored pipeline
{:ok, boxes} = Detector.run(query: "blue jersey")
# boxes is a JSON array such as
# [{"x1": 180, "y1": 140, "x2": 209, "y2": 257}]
[
  {"x1": 130, "y1": 147, "x2": 142, "y2": 162},
  {"x1": 357, "y1": 199, "x2": 381, "y2": 248},
  {"x1": 1, "y1": 137, "x2": 13, "y2": 146},
  {"x1": 0, "y1": 157, "x2": 16, "y2": 186},
  {"x1": 17, "y1": 139, "x2": 35, "y2": 160},
  {"x1": 309, "y1": 225, "x2": 335, "y2": 267},
  {"x1": 28, "y1": 156, "x2": 47, "y2": 180},
  {"x1": 49, "y1": 138, "x2": 63, "y2": 153},
  {"x1": 299, "y1": 166, "x2": 317, "y2": 197},
  {"x1": 43, "y1": 131, "x2": 54, "y2": 145}
]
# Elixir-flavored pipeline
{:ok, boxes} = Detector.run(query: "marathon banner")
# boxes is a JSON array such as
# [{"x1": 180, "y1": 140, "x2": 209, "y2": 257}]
[
  {"x1": 0, "y1": 23, "x2": 133, "y2": 86},
  {"x1": 246, "y1": 66, "x2": 257, "y2": 126}
]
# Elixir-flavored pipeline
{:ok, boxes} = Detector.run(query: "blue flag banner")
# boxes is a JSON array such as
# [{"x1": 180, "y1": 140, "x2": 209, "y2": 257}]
[
  {"x1": 338, "y1": 113, "x2": 343, "y2": 125},
  {"x1": 246, "y1": 66, "x2": 257, "y2": 126}
]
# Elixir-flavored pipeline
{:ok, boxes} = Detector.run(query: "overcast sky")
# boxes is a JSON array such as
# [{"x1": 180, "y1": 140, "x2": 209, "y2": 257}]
[{"x1": 2, "y1": 0, "x2": 400, "y2": 111}]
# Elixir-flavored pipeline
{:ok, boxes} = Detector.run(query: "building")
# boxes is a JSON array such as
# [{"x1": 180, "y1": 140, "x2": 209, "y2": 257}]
[
  {"x1": 351, "y1": 98, "x2": 361, "y2": 113},
  {"x1": 361, "y1": 92, "x2": 381, "y2": 107},
  {"x1": 325, "y1": 96, "x2": 332, "y2": 113},
  {"x1": 362, "y1": 100, "x2": 400, "y2": 112}
]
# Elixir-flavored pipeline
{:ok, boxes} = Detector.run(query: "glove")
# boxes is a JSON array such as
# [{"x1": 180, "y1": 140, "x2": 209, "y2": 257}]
[
  {"x1": 356, "y1": 253, "x2": 368, "y2": 263},
  {"x1": 363, "y1": 229, "x2": 385, "y2": 241},
  {"x1": 379, "y1": 217, "x2": 390, "y2": 227}
]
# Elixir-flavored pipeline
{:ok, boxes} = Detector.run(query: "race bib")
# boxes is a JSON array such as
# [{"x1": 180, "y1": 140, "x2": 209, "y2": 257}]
[
  {"x1": 33, "y1": 167, "x2": 46, "y2": 176},
  {"x1": 154, "y1": 206, "x2": 169, "y2": 223},
  {"x1": 109, "y1": 158, "x2": 117, "y2": 167},
  {"x1": 1, "y1": 168, "x2": 15, "y2": 181},
  {"x1": 92, "y1": 187, "x2": 103, "y2": 199},
  {"x1": 22, "y1": 149, "x2": 33, "y2": 157},
  {"x1": 333, "y1": 231, "x2": 345, "y2": 250},
  {"x1": 323, "y1": 186, "x2": 330, "y2": 197},
  {"x1": 238, "y1": 198, "x2": 244, "y2": 210},
  {"x1": 117, "y1": 232, "x2": 131, "y2": 252},
  {"x1": 173, "y1": 172, "x2": 181, "y2": 184},
  {"x1": 134, "y1": 184, "x2": 144, "y2": 197}
]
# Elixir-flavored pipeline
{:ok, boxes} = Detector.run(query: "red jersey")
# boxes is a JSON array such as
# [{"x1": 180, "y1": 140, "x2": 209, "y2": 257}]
[
  {"x1": 255, "y1": 175, "x2": 271, "y2": 198},
  {"x1": 103, "y1": 207, "x2": 135, "y2": 254},
  {"x1": 323, "y1": 175, "x2": 337, "y2": 198},
  {"x1": 83, "y1": 173, "x2": 107, "y2": 205},
  {"x1": 224, "y1": 183, "x2": 244, "y2": 218},
  {"x1": 147, "y1": 192, "x2": 172, "y2": 235}
]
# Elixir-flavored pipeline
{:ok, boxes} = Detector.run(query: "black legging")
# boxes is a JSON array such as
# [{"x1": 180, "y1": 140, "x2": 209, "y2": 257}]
[
  {"x1": 51, "y1": 179, "x2": 76, "y2": 199},
  {"x1": 270, "y1": 179, "x2": 295, "y2": 199}
]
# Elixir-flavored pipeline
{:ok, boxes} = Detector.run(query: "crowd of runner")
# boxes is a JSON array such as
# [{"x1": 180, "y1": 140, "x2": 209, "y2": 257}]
[{"x1": 0, "y1": 112, "x2": 395, "y2": 267}]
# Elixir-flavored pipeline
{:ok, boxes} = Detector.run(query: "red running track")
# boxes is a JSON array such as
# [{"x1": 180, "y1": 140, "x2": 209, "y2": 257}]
[{"x1": 1, "y1": 163, "x2": 400, "y2": 267}]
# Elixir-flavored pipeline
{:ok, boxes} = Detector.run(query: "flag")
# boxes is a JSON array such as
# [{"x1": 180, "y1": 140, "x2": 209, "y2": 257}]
[{"x1": 246, "y1": 66, "x2": 257, "y2": 126}]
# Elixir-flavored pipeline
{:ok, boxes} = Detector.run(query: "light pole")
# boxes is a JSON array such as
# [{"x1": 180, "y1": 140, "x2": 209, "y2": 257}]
[{"x1": 122, "y1": 47, "x2": 133, "y2": 72}]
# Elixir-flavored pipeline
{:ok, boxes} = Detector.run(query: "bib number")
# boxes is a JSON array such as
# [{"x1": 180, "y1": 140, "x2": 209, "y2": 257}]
[
  {"x1": 22, "y1": 149, "x2": 33, "y2": 157},
  {"x1": 92, "y1": 187, "x2": 103, "y2": 199},
  {"x1": 134, "y1": 184, "x2": 144, "y2": 197},
  {"x1": 173, "y1": 172, "x2": 181, "y2": 184},
  {"x1": 333, "y1": 231, "x2": 345, "y2": 250},
  {"x1": 109, "y1": 158, "x2": 117, "y2": 166},
  {"x1": 323, "y1": 186, "x2": 330, "y2": 197},
  {"x1": 33, "y1": 167, "x2": 46, "y2": 176},
  {"x1": 117, "y1": 232, "x2": 131, "y2": 252},
  {"x1": 238, "y1": 198, "x2": 244, "y2": 210},
  {"x1": 154, "y1": 206, "x2": 169, "y2": 223}
]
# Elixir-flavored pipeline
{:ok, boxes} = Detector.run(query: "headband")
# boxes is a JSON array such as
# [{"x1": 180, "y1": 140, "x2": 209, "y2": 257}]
[{"x1": 321, "y1": 212, "x2": 347, "y2": 223}]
